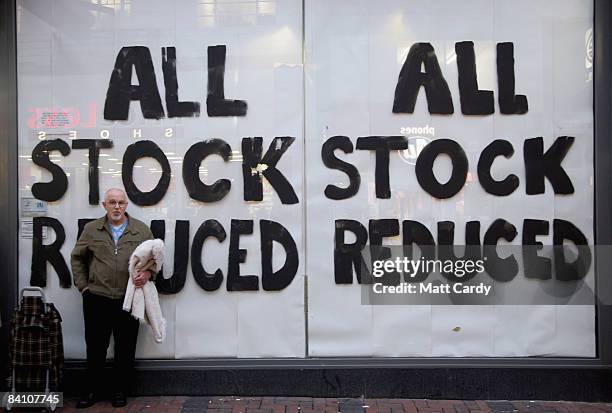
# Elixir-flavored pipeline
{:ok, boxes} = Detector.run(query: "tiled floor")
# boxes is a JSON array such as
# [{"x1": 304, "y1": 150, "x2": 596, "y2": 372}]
[{"x1": 55, "y1": 396, "x2": 612, "y2": 413}]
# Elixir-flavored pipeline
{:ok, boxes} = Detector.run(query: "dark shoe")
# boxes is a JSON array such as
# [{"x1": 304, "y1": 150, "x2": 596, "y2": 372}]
[
  {"x1": 76, "y1": 392, "x2": 97, "y2": 409},
  {"x1": 111, "y1": 392, "x2": 127, "y2": 408}
]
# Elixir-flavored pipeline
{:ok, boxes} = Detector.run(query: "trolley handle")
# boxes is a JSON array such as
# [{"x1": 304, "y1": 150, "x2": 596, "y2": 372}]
[{"x1": 19, "y1": 287, "x2": 47, "y2": 313}]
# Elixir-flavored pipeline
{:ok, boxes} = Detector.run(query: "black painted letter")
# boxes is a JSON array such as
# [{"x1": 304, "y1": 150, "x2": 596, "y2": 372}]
[
  {"x1": 334, "y1": 220, "x2": 369, "y2": 284},
  {"x1": 522, "y1": 219, "x2": 551, "y2": 280},
  {"x1": 207, "y1": 45, "x2": 247, "y2": 117},
  {"x1": 437, "y1": 221, "x2": 482, "y2": 281},
  {"x1": 192, "y1": 219, "x2": 226, "y2": 291},
  {"x1": 524, "y1": 136, "x2": 575, "y2": 195},
  {"x1": 497, "y1": 42, "x2": 528, "y2": 115},
  {"x1": 483, "y1": 218, "x2": 518, "y2": 282},
  {"x1": 242, "y1": 137, "x2": 298, "y2": 204},
  {"x1": 162, "y1": 47, "x2": 200, "y2": 118},
  {"x1": 455, "y1": 41, "x2": 494, "y2": 115},
  {"x1": 355, "y1": 136, "x2": 408, "y2": 199},
  {"x1": 31, "y1": 139, "x2": 71, "y2": 202},
  {"x1": 416, "y1": 139, "x2": 468, "y2": 199},
  {"x1": 369, "y1": 219, "x2": 400, "y2": 285},
  {"x1": 122, "y1": 140, "x2": 171, "y2": 206},
  {"x1": 553, "y1": 219, "x2": 591, "y2": 281},
  {"x1": 477, "y1": 139, "x2": 518, "y2": 196},
  {"x1": 104, "y1": 46, "x2": 165, "y2": 120},
  {"x1": 72, "y1": 139, "x2": 113, "y2": 205},
  {"x1": 152, "y1": 220, "x2": 190, "y2": 294},
  {"x1": 183, "y1": 139, "x2": 232, "y2": 202},
  {"x1": 261, "y1": 220, "x2": 299, "y2": 291},
  {"x1": 322, "y1": 136, "x2": 360, "y2": 200},
  {"x1": 31, "y1": 217, "x2": 71, "y2": 288},
  {"x1": 402, "y1": 220, "x2": 435, "y2": 283},
  {"x1": 393, "y1": 43, "x2": 454, "y2": 115},
  {"x1": 227, "y1": 220, "x2": 258, "y2": 291}
]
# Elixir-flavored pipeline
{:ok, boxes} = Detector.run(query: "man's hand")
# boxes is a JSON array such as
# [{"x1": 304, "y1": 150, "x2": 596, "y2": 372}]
[
  {"x1": 81, "y1": 287, "x2": 89, "y2": 294},
  {"x1": 133, "y1": 270, "x2": 151, "y2": 288}
]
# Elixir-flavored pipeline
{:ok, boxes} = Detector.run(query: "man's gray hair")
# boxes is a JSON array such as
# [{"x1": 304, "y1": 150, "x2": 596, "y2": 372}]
[{"x1": 103, "y1": 188, "x2": 127, "y2": 202}]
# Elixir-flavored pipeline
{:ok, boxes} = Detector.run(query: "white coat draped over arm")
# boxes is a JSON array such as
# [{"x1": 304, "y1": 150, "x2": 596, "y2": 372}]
[{"x1": 123, "y1": 239, "x2": 166, "y2": 343}]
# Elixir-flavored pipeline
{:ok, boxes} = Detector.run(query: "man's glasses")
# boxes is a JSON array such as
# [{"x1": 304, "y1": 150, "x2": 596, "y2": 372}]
[{"x1": 106, "y1": 201, "x2": 127, "y2": 208}]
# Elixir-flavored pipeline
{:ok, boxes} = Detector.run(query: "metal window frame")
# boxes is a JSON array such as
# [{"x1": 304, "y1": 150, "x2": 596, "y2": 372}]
[
  {"x1": 1, "y1": 0, "x2": 611, "y2": 373},
  {"x1": 0, "y1": 0, "x2": 19, "y2": 381}
]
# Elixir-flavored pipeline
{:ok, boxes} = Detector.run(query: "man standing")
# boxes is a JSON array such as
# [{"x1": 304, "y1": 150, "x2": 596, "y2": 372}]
[{"x1": 71, "y1": 188, "x2": 153, "y2": 409}]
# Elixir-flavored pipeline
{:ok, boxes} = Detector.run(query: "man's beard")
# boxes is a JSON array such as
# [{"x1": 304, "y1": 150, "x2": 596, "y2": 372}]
[{"x1": 110, "y1": 212, "x2": 123, "y2": 222}]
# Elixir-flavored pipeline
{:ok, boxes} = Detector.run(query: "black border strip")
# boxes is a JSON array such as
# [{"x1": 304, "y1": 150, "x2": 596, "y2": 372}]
[{"x1": 1, "y1": 1, "x2": 610, "y2": 391}]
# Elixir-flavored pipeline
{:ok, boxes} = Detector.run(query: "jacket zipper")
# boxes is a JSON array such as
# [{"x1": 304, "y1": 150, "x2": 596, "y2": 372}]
[
  {"x1": 106, "y1": 227, "x2": 118, "y2": 293},
  {"x1": 116, "y1": 230, "x2": 127, "y2": 293},
  {"x1": 104, "y1": 221, "x2": 127, "y2": 297}
]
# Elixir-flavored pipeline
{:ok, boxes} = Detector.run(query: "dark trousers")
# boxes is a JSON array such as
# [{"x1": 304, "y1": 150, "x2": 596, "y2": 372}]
[{"x1": 82, "y1": 291, "x2": 139, "y2": 394}]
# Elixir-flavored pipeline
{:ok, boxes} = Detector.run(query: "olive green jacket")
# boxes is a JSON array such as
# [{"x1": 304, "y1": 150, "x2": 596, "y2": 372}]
[{"x1": 71, "y1": 214, "x2": 154, "y2": 299}]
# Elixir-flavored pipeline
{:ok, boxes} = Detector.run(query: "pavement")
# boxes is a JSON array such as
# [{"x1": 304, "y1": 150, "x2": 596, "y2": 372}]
[{"x1": 56, "y1": 396, "x2": 612, "y2": 413}]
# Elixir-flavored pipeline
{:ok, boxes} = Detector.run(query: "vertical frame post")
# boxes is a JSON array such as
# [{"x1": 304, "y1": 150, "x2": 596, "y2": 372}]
[
  {"x1": 594, "y1": 0, "x2": 612, "y2": 367},
  {"x1": 0, "y1": 0, "x2": 19, "y2": 384}
]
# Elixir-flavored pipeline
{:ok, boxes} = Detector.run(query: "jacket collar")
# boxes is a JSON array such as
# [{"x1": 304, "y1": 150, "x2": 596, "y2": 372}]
[{"x1": 95, "y1": 212, "x2": 139, "y2": 235}]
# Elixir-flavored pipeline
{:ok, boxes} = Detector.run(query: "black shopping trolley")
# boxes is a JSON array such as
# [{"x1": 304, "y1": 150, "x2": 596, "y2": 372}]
[{"x1": 5, "y1": 287, "x2": 64, "y2": 411}]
